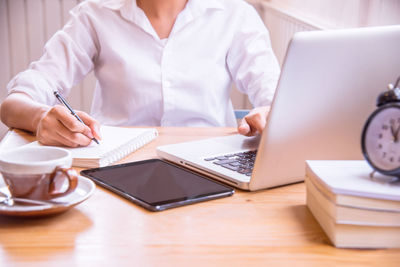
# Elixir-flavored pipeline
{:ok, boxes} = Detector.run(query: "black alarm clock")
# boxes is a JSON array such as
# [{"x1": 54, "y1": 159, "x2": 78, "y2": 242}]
[{"x1": 361, "y1": 76, "x2": 400, "y2": 177}]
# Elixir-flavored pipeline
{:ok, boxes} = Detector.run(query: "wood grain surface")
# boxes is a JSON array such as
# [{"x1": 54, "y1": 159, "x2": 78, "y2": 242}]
[{"x1": 0, "y1": 127, "x2": 399, "y2": 266}]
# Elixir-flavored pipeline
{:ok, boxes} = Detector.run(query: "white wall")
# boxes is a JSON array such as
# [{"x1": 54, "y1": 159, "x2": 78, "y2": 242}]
[{"x1": 264, "y1": 0, "x2": 400, "y2": 29}]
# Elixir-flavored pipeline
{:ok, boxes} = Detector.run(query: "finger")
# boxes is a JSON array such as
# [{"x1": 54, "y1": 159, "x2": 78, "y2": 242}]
[
  {"x1": 52, "y1": 106, "x2": 94, "y2": 139},
  {"x1": 38, "y1": 127, "x2": 89, "y2": 147},
  {"x1": 36, "y1": 106, "x2": 92, "y2": 147},
  {"x1": 39, "y1": 119, "x2": 92, "y2": 147},
  {"x1": 243, "y1": 113, "x2": 266, "y2": 136},
  {"x1": 39, "y1": 131, "x2": 84, "y2": 147},
  {"x1": 55, "y1": 123, "x2": 93, "y2": 147},
  {"x1": 238, "y1": 119, "x2": 251, "y2": 136},
  {"x1": 76, "y1": 111, "x2": 102, "y2": 140}
]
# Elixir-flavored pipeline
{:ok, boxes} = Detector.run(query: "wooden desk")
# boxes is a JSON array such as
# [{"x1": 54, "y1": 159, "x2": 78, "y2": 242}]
[{"x1": 0, "y1": 127, "x2": 399, "y2": 265}]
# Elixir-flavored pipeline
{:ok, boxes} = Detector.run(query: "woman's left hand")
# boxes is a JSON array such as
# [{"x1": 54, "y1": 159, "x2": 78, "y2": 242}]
[{"x1": 237, "y1": 106, "x2": 270, "y2": 136}]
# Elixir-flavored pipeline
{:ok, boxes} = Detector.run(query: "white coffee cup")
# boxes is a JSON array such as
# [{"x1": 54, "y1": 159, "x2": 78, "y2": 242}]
[{"x1": 0, "y1": 146, "x2": 78, "y2": 200}]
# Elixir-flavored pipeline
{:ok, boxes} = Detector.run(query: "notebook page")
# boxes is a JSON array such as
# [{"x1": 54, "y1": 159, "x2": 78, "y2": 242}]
[
  {"x1": 66, "y1": 126, "x2": 152, "y2": 159},
  {"x1": 24, "y1": 126, "x2": 158, "y2": 167}
]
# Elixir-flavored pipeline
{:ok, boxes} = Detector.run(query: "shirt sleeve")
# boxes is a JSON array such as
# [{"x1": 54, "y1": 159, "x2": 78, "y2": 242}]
[
  {"x1": 227, "y1": 3, "x2": 280, "y2": 107},
  {"x1": 6, "y1": 3, "x2": 99, "y2": 105}
]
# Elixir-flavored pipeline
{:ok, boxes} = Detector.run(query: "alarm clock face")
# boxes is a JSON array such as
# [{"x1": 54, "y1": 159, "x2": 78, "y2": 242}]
[{"x1": 363, "y1": 105, "x2": 400, "y2": 172}]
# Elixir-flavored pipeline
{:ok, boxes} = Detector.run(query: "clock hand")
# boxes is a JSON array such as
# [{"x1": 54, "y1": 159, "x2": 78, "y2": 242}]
[
  {"x1": 394, "y1": 125, "x2": 400, "y2": 143},
  {"x1": 390, "y1": 124, "x2": 397, "y2": 142}
]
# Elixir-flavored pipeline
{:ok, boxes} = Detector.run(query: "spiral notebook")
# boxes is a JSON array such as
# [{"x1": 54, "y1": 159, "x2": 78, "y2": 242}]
[{"x1": 26, "y1": 126, "x2": 158, "y2": 168}]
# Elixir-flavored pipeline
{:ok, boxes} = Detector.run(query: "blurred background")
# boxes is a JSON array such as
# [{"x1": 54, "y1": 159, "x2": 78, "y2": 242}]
[{"x1": 0, "y1": 0, "x2": 399, "y2": 139}]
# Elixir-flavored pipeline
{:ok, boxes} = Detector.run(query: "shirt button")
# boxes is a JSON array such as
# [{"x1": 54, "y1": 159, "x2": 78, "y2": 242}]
[{"x1": 164, "y1": 81, "x2": 171, "y2": 87}]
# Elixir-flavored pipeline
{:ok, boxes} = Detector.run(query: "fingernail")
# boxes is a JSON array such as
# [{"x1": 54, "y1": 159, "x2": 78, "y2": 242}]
[{"x1": 87, "y1": 131, "x2": 94, "y2": 139}]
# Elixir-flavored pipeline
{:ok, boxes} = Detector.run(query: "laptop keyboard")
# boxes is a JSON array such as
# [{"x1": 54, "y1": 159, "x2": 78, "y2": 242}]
[{"x1": 204, "y1": 150, "x2": 257, "y2": 176}]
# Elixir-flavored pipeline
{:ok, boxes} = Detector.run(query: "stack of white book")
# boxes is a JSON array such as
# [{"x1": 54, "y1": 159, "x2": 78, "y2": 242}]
[{"x1": 305, "y1": 160, "x2": 400, "y2": 248}]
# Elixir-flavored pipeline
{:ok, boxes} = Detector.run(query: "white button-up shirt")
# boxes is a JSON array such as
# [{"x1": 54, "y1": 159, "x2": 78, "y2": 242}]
[{"x1": 7, "y1": 0, "x2": 280, "y2": 127}]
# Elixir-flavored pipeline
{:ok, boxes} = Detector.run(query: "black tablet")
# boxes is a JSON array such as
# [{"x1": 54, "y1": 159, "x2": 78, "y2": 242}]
[{"x1": 80, "y1": 159, "x2": 234, "y2": 211}]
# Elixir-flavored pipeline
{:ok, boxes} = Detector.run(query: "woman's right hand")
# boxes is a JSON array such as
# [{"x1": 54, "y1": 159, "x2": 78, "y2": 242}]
[
  {"x1": 1, "y1": 93, "x2": 100, "y2": 147},
  {"x1": 36, "y1": 105, "x2": 101, "y2": 147}
]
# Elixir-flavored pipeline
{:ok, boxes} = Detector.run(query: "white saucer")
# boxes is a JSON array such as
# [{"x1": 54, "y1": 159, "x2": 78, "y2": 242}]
[{"x1": 0, "y1": 176, "x2": 95, "y2": 217}]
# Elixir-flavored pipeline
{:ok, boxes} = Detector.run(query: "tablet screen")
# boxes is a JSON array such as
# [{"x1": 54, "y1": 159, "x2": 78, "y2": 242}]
[{"x1": 81, "y1": 159, "x2": 234, "y2": 211}]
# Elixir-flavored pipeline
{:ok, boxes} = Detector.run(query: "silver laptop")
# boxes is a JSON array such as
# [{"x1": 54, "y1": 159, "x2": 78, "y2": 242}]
[{"x1": 157, "y1": 25, "x2": 400, "y2": 191}]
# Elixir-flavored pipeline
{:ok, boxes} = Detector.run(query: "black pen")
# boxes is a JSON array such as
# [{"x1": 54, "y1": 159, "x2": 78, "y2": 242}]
[{"x1": 54, "y1": 91, "x2": 100, "y2": 144}]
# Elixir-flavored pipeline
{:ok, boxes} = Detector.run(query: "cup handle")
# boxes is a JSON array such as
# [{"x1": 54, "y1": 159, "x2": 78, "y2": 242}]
[{"x1": 48, "y1": 166, "x2": 78, "y2": 198}]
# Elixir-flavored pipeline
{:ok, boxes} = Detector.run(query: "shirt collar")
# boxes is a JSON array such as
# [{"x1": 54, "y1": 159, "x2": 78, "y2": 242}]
[
  {"x1": 186, "y1": 0, "x2": 225, "y2": 16},
  {"x1": 97, "y1": 0, "x2": 127, "y2": 10},
  {"x1": 99, "y1": 0, "x2": 225, "y2": 23},
  {"x1": 98, "y1": 0, "x2": 225, "y2": 40}
]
